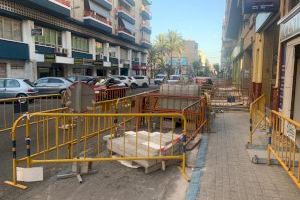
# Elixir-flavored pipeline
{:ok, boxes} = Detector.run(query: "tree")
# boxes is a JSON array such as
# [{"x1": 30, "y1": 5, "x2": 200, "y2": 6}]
[
  {"x1": 166, "y1": 30, "x2": 183, "y2": 77},
  {"x1": 152, "y1": 31, "x2": 184, "y2": 77}
]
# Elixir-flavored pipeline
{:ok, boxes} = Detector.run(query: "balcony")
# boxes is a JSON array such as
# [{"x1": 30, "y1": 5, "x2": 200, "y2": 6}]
[
  {"x1": 142, "y1": 0, "x2": 152, "y2": 6},
  {"x1": 83, "y1": 10, "x2": 112, "y2": 34},
  {"x1": 140, "y1": 39, "x2": 151, "y2": 49},
  {"x1": 117, "y1": 6, "x2": 135, "y2": 24},
  {"x1": 140, "y1": 6, "x2": 151, "y2": 20},
  {"x1": 119, "y1": 0, "x2": 135, "y2": 7},
  {"x1": 94, "y1": 0, "x2": 112, "y2": 10},
  {"x1": 141, "y1": 21, "x2": 151, "y2": 34},
  {"x1": 118, "y1": 28, "x2": 135, "y2": 43},
  {"x1": 15, "y1": 0, "x2": 71, "y2": 17}
]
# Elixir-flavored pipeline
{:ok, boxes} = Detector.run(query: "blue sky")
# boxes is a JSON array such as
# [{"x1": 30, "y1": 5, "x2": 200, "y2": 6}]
[{"x1": 151, "y1": 0, "x2": 226, "y2": 64}]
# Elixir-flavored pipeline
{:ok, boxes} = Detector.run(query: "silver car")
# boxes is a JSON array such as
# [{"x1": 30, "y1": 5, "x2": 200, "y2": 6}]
[
  {"x1": 34, "y1": 77, "x2": 73, "y2": 94},
  {"x1": 0, "y1": 78, "x2": 38, "y2": 99}
]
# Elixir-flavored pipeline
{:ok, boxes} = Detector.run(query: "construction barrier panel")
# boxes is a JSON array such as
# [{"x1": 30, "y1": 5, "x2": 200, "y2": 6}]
[
  {"x1": 0, "y1": 94, "x2": 63, "y2": 134},
  {"x1": 138, "y1": 93, "x2": 208, "y2": 146},
  {"x1": 5, "y1": 112, "x2": 188, "y2": 189},
  {"x1": 182, "y1": 97, "x2": 207, "y2": 143},
  {"x1": 268, "y1": 110, "x2": 300, "y2": 189},
  {"x1": 248, "y1": 95, "x2": 266, "y2": 145},
  {"x1": 209, "y1": 87, "x2": 249, "y2": 111},
  {"x1": 95, "y1": 87, "x2": 128, "y2": 102}
]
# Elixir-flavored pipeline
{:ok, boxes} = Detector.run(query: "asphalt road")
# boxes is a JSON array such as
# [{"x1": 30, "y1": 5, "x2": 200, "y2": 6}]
[{"x1": 0, "y1": 85, "x2": 160, "y2": 200}]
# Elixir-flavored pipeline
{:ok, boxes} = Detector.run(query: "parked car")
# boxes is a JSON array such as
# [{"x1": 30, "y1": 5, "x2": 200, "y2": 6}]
[
  {"x1": 67, "y1": 75, "x2": 98, "y2": 85},
  {"x1": 94, "y1": 77, "x2": 126, "y2": 92},
  {"x1": 110, "y1": 76, "x2": 138, "y2": 89},
  {"x1": 0, "y1": 78, "x2": 38, "y2": 99},
  {"x1": 167, "y1": 75, "x2": 181, "y2": 84},
  {"x1": 154, "y1": 74, "x2": 167, "y2": 85},
  {"x1": 34, "y1": 77, "x2": 73, "y2": 94},
  {"x1": 132, "y1": 76, "x2": 150, "y2": 88}
]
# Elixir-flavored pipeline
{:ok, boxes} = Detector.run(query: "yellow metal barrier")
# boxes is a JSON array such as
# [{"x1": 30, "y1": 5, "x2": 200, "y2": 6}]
[
  {"x1": 5, "y1": 112, "x2": 187, "y2": 189},
  {"x1": 0, "y1": 94, "x2": 63, "y2": 134},
  {"x1": 268, "y1": 110, "x2": 300, "y2": 189},
  {"x1": 248, "y1": 95, "x2": 266, "y2": 145}
]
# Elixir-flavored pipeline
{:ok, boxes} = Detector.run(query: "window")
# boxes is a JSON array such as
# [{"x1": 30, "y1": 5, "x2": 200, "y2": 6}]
[
  {"x1": 134, "y1": 76, "x2": 145, "y2": 80},
  {"x1": 36, "y1": 78, "x2": 48, "y2": 84},
  {"x1": 96, "y1": 42, "x2": 103, "y2": 54},
  {"x1": 0, "y1": 16, "x2": 22, "y2": 41},
  {"x1": 72, "y1": 36, "x2": 89, "y2": 52},
  {"x1": 0, "y1": 79, "x2": 4, "y2": 88},
  {"x1": 35, "y1": 26, "x2": 62, "y2": 47},
  {"x1": 6, "y1": 79, "x2": 20, "y2": 88},
  {"x1": 48, "y1": 78, "x2": 64, "y2": 84}
]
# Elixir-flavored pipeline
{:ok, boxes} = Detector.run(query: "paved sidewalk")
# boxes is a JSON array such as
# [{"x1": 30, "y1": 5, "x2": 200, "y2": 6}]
[{"x1": 197, "y1": 112, "x2": 300, "y2": 200}]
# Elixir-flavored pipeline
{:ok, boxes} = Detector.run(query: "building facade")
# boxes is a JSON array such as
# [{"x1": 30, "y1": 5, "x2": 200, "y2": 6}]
[
  {"x1": 222, "y1": 0, "x2": 300, "y2": 121},
  {"x1": 0, "y1": 0, "x2": 152, "y2": 81}
]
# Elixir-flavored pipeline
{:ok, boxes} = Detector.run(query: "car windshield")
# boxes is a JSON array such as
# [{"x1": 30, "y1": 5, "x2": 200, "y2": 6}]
[
  {"x1": 156, "y1": 75, "x2": 165, "y2": 79},
  {"x1": 23, "y1": 79, "x2": 35, "y2": 87}
]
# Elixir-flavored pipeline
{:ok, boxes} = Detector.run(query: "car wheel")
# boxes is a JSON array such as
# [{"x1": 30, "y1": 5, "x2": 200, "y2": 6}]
[
  {"x1": 142, "y1": 83, "x2": 148, "y2": 88},
  {"x1": 131, "y1": 83, "x2": 137, "y2": 89},
  {"x1": 59, "y1": 90, "x2": 66, "y2": 95},
  {"x1": 16, "y1": 94, "x2": 28, "y2": 104}
]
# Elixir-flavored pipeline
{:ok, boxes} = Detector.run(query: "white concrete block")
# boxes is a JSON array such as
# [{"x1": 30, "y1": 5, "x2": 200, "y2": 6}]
[{"x1": 17, "y1": 167, "x2": 43, "y2": 182}]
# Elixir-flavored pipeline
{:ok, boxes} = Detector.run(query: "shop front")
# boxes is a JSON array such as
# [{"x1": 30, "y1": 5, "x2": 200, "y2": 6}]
[{"x1": 278, "y1": 8, "x2": 300, "y2": 122}]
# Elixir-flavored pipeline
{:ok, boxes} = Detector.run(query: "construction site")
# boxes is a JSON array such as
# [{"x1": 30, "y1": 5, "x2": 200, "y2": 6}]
[{"x1": 0, "y1": 80, "x2": 299, "y2": 200}]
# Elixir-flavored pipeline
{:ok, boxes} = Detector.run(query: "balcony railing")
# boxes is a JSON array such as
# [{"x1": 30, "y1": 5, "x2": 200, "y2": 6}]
[
  {"x1": 53, "y1": 0, "x2": 71, "y2": 7},
  {"x1": 117, "y1": 6, "x2": 135, "y2": 20},
  {"x1": 142, "y1": 0, "x2": 152, "y2": 6},
  {"x1": 117, "y1": 28, "x2": 134, "y2": 36},
  {"x1": 84, "y1": 10, "x2": 112, "y2": 26},
  {"x1": 140, "y1": 6, "x2": 152, "y2": 20},
  {"x1": 141, "y1": 21, "x2": 151, "y2": 33}
]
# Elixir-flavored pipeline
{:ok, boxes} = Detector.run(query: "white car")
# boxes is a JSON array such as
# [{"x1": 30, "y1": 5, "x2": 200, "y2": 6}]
[
  {"x1": 132, "y1": 76, "x2": 150, "y2": 88},
  {"x1": 167, "y1": 75, "x2": 181, "y2": 84},
  {"x1": 111, "y1": 76, "x2": 138, "y2": 89},
  {"x1": 154, "y1": 74, "x2": 167, "y2": 85}
]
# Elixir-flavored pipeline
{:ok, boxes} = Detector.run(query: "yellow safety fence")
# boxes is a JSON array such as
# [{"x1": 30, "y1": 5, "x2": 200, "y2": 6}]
[
  {"x1": 0, "y1": 94, "x2": 63, "y2": 134},
  {"x1": 268, "y1": 110, "x2": 300, "y2": 189},
  {"x1": 248, "y1": 94, "x2": 266, "y2": 145},
  {"x1": 5, "y1": 112, "x2": 188, "y2": 189}
]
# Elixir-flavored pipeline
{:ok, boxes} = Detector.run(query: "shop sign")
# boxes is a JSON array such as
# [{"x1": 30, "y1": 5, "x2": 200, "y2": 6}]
[
  {"x1": 44, "y1": 54, "x2": 56, "y2": 63},
  {"x1": 83, "y1": 59, "x2": 94, "y2": 65},
  {"x1": 74, "y1": 58, "x2": 84, "y2": 65},
  {"x1": 244, "y1": 0, "x2": 279, "y2": 14},
  {"x1": 94, "y1": 60, "x2": 103, "y2": 65},
  {"x1": 31, "y1": 28, "x2": 43, "y2": 36},
  {"x1": 284, "y1": 121, "x2": 296, "y2": 142},
  {"x1": 280, "y1": 12, "x2": 300, "y2": 41}
]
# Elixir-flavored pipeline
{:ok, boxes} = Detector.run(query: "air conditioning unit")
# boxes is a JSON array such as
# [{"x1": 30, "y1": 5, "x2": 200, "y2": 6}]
[
  {"x1": 54, "y1": 47, "x2": 63, "y2": 54},
  {"x1": 99, "y1": 53, "x2": 104, "y2": 59},
  {"x1": 62, "y1": 48, "x2": 68, "y2": 56}
]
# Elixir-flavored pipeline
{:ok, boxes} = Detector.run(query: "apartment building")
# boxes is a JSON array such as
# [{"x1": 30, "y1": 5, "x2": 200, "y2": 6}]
[
  {"x1": 222, "y1": 0, "x2": 300, "y2": 121},
  {"x1": 0, "y1": 0, "x2": 152, "y2": 81},
  {"x1": 170, "y1": 40, "x2": 199, "y2": 75}
]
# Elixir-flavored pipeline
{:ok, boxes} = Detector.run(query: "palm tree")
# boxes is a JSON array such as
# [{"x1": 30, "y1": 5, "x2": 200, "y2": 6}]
[
  {"x1": 166, "y1": 30, "x2": 183, "y2": 77},
  {"x1": 153, "y1": 34, "x2": 168, "y2": 74}
]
